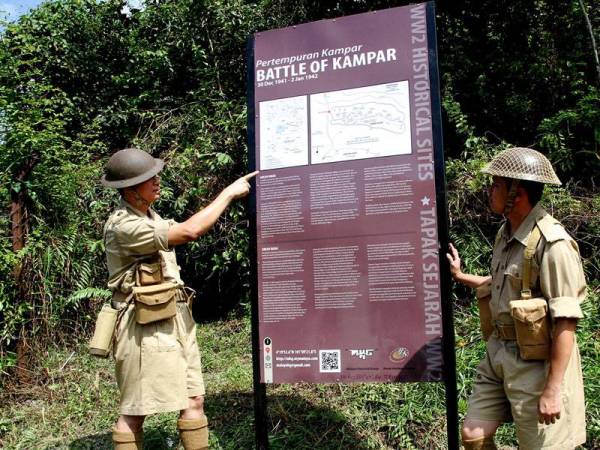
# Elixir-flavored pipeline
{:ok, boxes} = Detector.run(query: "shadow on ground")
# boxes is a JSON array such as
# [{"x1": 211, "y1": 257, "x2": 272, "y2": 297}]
[
  {"x1": 67, "y1": 428, "x2": 176, "y2": 450},
  {"x1": 68, "y1": 391, "x2": 378, "y2": 450}
]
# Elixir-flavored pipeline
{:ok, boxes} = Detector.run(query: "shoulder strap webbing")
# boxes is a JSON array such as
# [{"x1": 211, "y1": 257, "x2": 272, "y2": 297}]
[
  {"x1": 521, "y1": 225, "x2": 542, "y2": 299},
  {"x1": 494, "y1": 228, "x2": 503, "y2": 248}
]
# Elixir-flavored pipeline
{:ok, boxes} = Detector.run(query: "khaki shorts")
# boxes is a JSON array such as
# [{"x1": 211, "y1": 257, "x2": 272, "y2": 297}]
[
  {"x1": 466, "y1": 336, "x2": 586, "y2": 450},
  {"x1": 113, "y1": 302, "x2": 205, "y2": 416}
]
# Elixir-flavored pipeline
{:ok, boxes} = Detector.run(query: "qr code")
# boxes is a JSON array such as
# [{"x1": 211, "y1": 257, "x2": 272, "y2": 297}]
[{"x1": 319, "y1": 349, "x2": 341, "y2": 373}]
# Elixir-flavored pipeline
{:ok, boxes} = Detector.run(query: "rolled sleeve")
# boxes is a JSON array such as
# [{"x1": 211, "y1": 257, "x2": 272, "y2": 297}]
[
  {"x1": 115, "y1": 216, "x2": 172, "y2": 255},
  {"x1": 548, "y1": 296, "x2": 584, "y2": 319},
  {"x1": 540, "y1": 239, "x2": 586, "y2": 320},
  {"x1": 153, "y1": 219, "x2": 171, "y2": 252},
  {"x1": 476, "y1": 280, "x2": 492, "y2": 300}
]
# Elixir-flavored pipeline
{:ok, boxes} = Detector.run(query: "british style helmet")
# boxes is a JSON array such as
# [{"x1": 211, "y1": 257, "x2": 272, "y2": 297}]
[
  {"x1": 481, "y1": 147, "x2": 561, "y2": 185},
  {"x1": 101, "y1": 148, "x2": 164, "y2": 188}
]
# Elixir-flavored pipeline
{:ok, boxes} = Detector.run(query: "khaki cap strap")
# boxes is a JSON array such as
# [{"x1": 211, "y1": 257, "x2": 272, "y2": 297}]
[
  {"x1": 503, "y1": 179, "x2": 519, "y2": 215},
  {"x1": 521, "y1": 225, "x2": 542, "y2": 299}
]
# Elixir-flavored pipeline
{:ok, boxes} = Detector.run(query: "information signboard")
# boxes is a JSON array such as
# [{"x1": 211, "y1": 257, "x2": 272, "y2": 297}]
[{"x1": 248, "y1": 2, "x2": 451, "y2": 386}]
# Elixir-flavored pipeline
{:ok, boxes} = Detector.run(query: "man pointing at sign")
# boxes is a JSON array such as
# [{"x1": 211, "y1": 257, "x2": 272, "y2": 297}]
[{"x1": 100, "y1": 147, "x2": 257, "y2": 450}]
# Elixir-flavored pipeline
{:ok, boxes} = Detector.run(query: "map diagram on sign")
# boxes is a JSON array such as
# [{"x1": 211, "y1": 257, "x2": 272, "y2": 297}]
[
  {"x1": 310, "y1": 81, "x2": 412, "y2": 164},
  {"x1": 260, "y1": 96, "x2": 309, "y2": 170}
]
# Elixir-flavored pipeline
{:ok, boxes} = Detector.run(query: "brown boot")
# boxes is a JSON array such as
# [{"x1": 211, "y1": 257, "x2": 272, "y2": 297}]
[
  {"x1": 112, "y1": 429, "x2": 143, "y2": 450},
  {"x1": 178, "y1": 414, "x2": 209, "y2": 450},
  {"x1": 462, "y1": 436, "x2": 497, "y2": 450}
]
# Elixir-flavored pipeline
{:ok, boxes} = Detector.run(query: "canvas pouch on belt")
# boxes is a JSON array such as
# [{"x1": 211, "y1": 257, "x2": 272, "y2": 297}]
[
  {"x1": 133, "y1": 282, "x2": 178, "y2": 324},
  {"x1": 133, "y1": 255, "x2": 178, "y2": 325},
  {"x1": 476, "y1": 286, "x2": 493, "y2": 342},
  {"x1": 477, "y1": 230, "x2": 503, "y2": 342},
  {"x1": 509, "y1": 226, "x2": 551, "y2": 361}
]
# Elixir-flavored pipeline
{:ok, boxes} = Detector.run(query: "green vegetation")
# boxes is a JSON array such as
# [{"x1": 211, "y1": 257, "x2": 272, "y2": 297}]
[
  {"x1": 0, "y1": 0, "x2": 598, "y2": 448},
  {"x1": 0, "y1": 288, "x2": 598, "y2": 448}
]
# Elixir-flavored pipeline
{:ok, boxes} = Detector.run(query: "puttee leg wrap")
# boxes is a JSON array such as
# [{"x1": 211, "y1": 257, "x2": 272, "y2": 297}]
[
  {"x1": 178, "y1": 414, "x2": 209, "y2": 450},
  {"x1": 462, "y1": 436, "x2": 498, "y2": 450},
  {"x1": 112, "y1": 429, "x2": 143, "y2": 450}
]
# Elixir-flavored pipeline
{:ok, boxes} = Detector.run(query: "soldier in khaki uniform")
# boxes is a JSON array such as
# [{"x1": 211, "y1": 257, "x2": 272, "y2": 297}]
[
  {"x1": 101, "y1": 148, "x2": 257, "y2": 450},
  {"x1": 447, "y1": 148, "x2": 586, "y2": 450}
]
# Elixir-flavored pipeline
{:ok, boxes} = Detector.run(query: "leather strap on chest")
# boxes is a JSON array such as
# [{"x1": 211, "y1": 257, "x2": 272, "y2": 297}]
[{"x1": 521, "y1": 225, "x2": 542, "y2": 299}]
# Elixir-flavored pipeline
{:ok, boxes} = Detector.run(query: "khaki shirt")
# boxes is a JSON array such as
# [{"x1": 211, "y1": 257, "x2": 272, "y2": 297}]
[
  {"x1": 476, "y1": 204, "x2": 586, "y2": 324},
  {"x1": 104, "y1": 198, "x2": 183, "y2": 294}
]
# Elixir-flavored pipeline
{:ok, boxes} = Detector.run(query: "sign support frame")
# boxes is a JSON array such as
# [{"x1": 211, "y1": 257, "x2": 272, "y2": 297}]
[{"x1": 247, "y1": 36, "x2": 270, "y2": 450}]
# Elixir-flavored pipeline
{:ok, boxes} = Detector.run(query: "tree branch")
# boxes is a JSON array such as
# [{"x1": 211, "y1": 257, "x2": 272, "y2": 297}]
[{"x1": 579, "y1": 0, "x2": 600, "y2": 86}]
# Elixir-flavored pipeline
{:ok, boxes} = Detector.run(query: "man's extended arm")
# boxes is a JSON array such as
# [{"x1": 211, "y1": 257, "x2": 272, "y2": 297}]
[
  {"x1": 167, "y1": 171, "x2": 258, "y2": 246},
  {"x1": 446, "y1": 243, "x2": 491, "y2": 288}
]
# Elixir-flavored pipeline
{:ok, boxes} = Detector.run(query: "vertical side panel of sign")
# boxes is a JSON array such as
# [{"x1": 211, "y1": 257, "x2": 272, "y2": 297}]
[
  {"x1": 406, "y1": 0, "x2": 445, "y2": 383},
  {"x1": 426, "y1": 2, "x2": 458, "y2": 449},
  {"x1": 247, "y1": 36, "x2": 269, "y2": 450}
]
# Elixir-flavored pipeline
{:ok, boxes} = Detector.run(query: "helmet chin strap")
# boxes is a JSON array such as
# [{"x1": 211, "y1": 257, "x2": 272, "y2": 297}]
[
  {"x1": 503, "y1": 178, "x2": 519, "y2": 216},
  {"x1": 125, "y1": 187, "x2": 150, "y2": 209}
]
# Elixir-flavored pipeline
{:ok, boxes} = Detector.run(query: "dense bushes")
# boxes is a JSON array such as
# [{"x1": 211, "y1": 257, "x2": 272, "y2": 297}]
[{"x1": 0, "y1": 0, "x2": 598, "y2": 378}]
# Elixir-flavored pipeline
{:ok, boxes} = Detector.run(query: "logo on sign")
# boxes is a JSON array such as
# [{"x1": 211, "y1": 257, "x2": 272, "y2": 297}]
[
  {"x1": 263, "y1": 337, "x2": 273, "y2": 383},
  {"x1": 349, "y1": 349, "x2": 375, "y2": 360},
  {"x1": 389, "y1": 347, "x2": 409, "y2": 362}
]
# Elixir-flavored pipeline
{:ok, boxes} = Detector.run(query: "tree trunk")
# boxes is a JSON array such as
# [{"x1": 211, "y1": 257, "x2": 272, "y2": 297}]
[
  {"x1": 10, "y1": 156, "x2": 39, "y2": 384},
  {"x1": 12, "y1": 189, "x2": 31, "y2": 383}
]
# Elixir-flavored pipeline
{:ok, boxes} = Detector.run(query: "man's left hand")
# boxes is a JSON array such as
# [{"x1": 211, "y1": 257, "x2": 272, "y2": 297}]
[{"x1": 538, "y1": 385, "x2": 562, "y2": 425}]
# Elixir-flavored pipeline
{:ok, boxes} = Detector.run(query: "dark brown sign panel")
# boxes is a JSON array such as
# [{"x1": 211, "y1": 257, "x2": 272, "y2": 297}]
[{"x1": 250, "y1": 2, "x2": 447, "y2": 384}]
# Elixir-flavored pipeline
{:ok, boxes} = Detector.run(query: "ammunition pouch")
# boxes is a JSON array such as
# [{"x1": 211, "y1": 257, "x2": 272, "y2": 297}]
[
  {"x1": 510, "y1": 297, "x2": 551, "y2": 360},
  {"x1": 137, "y1": 261, "x2": 163, "y2": 286},
  {"x1": 133, "y1": 282, "x2": 178, "y2": 325},
  {"x1": 131, "y1": 254, "x2": 177, "y2": 325}
]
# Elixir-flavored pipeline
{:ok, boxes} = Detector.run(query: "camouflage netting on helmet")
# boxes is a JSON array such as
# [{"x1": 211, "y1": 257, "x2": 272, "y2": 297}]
[{"x1": 481, "y1": 147, "x2": 561, "y2": 185}]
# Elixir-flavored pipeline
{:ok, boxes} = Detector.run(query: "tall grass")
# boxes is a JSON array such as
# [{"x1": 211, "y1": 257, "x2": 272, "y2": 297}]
[{"x1": 1, "y1": 284, "x2": 598, "y2": 449}]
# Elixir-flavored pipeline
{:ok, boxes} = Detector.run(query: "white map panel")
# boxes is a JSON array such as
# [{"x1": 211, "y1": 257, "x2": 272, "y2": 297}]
[
  {"x1": 310, "y1": 81, "x2": 412, "y2": 164},
  {"x1": 259, "y1": 96, "x2": 309, "y2": 170}
]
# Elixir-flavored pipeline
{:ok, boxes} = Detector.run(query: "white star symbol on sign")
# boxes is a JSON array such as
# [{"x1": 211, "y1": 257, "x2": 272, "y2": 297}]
[{"x1": 421, "y1": 196, "x2": 431, "y2": 206}]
